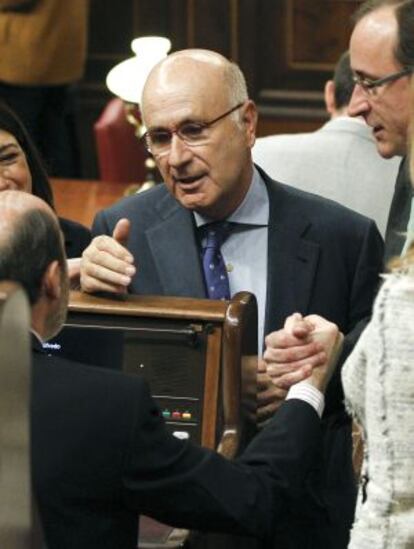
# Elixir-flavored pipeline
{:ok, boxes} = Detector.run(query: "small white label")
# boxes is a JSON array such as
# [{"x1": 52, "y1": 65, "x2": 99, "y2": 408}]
[{"x1": 173, "y1": 431, "x2": 190, "y2": 440}]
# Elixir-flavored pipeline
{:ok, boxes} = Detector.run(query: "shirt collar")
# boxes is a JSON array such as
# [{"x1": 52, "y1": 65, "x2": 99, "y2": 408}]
[
  {"x1": 31, "y1": 329, "x2": 46, "y2": 354},
  {"x1": 194, "y1": 166, "x2": 269, "y2": 228},
  {"x1": 31, "y1": 328, "x2": 44, "y2": 345}
]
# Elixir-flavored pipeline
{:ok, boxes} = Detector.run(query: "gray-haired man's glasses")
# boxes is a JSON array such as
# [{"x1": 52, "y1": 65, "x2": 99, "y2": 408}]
[
  {"x1": 352, "y1": 68, "x2": 412, "y2": 95},
  {"x1": 143, "y1": 102, "x2": 245, "y2": 156}
]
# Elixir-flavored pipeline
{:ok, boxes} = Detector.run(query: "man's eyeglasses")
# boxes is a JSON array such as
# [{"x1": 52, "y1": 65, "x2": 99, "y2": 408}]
[
  {"x1": 352, "y1": 68, "x2": 412, "y2": 95},
  {"x1": 143, "y1": 102, "x2": 245, "y2": 156}
]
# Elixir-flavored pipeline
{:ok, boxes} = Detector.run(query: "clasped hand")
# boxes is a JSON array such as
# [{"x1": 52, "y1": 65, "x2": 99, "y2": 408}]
[
  {"x1": 257, "y1": 313, "x2": 343, "y2": 426},
  {"x1": 265, "y1": 312, "x2": 343, "y2": 392}
]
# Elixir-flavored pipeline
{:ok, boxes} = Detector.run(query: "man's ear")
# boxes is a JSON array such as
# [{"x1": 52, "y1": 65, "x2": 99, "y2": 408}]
[
  {"x1": 324, "y1": 80, "x2": 336, "y2": 116},
  {"x1": 42, "y1": 260, "x2": 61, "y2": 301},
  {"x1": 242, "y1": 100, "x2": 258, "y2": 148}
]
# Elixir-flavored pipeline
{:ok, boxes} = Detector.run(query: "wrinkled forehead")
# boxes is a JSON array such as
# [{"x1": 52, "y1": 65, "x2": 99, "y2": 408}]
[{"x1": 142, "y1": 57, "x2": 229, "y2": 127}]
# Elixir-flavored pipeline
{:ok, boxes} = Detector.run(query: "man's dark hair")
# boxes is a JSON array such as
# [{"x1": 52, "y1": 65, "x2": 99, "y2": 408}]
[
  {"x1": 353, "y1": 0, "x2": 414, "y2": 70},
  {"x1": 0, "y1": 208, "x2": 65, "y2": 305},
  {"x1": 333, "y1": 51, "x2": 354, "y2": 109}
]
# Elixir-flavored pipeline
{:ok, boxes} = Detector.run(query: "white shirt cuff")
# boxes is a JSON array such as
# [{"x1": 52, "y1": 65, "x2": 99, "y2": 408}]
[{"x1": 286, "y1": 381, "x2": 325, "y2": 418}]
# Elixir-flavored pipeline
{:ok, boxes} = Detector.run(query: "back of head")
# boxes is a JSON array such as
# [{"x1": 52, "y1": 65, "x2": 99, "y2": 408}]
[
  {"x1": 0, "y1": 191, "x2": 65, "y2": 306},
  {"x1": 0, "y1": 101, "x2": 54, "y2": 208},
  {"x1": 332, "y1": 51, "x2": 354, "y2": 110},
  {"x1": 353, "y1": 0, "x2": 414, "y2": 70}
]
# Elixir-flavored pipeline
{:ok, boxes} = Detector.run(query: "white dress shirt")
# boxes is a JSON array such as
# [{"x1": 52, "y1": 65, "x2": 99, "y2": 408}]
[{"x1": 194, "y1": 167, "x2": 269, "y2": 349}]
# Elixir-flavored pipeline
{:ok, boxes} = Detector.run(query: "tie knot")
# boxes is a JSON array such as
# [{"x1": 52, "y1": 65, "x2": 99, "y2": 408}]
[{"x1": 201, "y1": 221, "x2": 231, "y2": 250}]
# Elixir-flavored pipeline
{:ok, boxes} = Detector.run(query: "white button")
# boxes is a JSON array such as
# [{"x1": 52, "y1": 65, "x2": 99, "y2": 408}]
[
  {"x1": 220, "y1": 274, "x2": 226, "y2": 280},
  {"x1": 209, "y1": 263, "x2": 215, "y2": 270}
]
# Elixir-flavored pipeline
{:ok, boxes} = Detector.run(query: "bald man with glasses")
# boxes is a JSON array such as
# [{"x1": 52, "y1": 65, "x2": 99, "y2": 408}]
[{"x1": 80, "y1": 49, "x2": 383, "y2": 549}]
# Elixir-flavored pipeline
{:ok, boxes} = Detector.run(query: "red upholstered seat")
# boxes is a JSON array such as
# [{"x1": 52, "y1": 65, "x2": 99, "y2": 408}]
[{"x1": 94, "y1": 98, "x2": 147, "y2": 183}]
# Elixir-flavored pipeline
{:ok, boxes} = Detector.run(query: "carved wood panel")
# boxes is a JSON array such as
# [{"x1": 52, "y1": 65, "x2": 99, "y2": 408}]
[
  {"x1": 287, "y1": 0, "x2": 358, "y2": 69},
  {"x1": 78, "y1": 0, "x2": 365, "y2": 177}
]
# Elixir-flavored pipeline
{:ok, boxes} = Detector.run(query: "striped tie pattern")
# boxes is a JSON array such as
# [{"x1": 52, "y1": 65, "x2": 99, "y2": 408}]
[{"x1": 200, "y1": 222, "x2": 231, "y2": 300}]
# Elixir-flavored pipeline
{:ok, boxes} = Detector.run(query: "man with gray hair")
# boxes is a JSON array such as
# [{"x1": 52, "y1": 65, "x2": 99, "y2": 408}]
[{"x1": 79, "y1": 49, "x2": 383, "y2": 548}]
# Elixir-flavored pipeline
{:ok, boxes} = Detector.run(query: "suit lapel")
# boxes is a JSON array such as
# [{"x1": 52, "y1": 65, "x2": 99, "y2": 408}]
[
  {"x1": 263, "y1": 174, "x2": 320, "y2": 334},
  {"x1": 143, "y1": 174, "x2": 321, "y2": 316},
  {"x1": 384, "y1": 156, "x2": 411, "y2": 262},
  {"x1": 145, "y1": 193, "x2": 206, "y2": 298}
]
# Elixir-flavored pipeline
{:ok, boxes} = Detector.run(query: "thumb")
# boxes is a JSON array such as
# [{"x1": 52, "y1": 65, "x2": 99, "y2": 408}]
[
  {"x1": 112, "y1": 218, "x2": 130, "y2": 247},
  {"x1": 284, "y1": 312, "x2": 314, "y2": 339},
  {"x1": 284, "y1": 312, "x2": 303, "y2": 333}
]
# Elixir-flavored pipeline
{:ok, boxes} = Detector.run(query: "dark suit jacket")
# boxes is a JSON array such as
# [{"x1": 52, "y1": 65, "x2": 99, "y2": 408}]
[
  {"x1": 59, "y1": 217, "x2": 91, "y2": 259},
  {"x1": 32, "y1": 338, "x2": 321, "y2": 549},
  {"x1": 384, "y1": 156, "x2": 412, "y2": 263},
  {"x1": 91, "y1": 169, "x2": 384, "y2": 548},
  {"x1": 92, "y1": 169, "x2": 382, "y2": 333}
]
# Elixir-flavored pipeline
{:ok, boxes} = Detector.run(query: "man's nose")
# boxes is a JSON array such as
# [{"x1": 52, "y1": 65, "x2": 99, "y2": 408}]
[
  {"x1": 166, "y1": 133, "x2": 193, "y2": 167},
  {"x1": 348, "y1": 84, "x2": 371, "y2": 118}
]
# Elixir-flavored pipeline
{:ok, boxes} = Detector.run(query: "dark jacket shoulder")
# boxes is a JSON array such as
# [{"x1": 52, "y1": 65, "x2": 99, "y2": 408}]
[{"x1": 59, "y1": 217, "x2": 91, "y2": 258}]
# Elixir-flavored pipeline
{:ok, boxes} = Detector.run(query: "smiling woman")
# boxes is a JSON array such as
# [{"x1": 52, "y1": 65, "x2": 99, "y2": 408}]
[
  {"x1": 0, "y1": 102, "x2": 91, "y2": 278},
  {"x1": 0, "y1": 129, "x2": 32, "y2": 192}
]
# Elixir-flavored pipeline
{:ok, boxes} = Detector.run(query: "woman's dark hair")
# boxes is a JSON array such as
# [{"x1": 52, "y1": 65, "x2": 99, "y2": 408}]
[{"x1": 0, "y1": 101, "x2": 54, "y2": 209}]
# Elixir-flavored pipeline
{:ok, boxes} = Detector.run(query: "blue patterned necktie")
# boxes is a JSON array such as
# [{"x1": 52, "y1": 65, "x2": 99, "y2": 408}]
[{"x1": 200, "y1": 222, "x2": 231, "y2": 300}]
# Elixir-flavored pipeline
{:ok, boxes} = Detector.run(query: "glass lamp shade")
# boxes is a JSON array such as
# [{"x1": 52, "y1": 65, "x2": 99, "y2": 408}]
[{"x1": 106, "y1": 36, "x2": 171, "y2": 104}]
